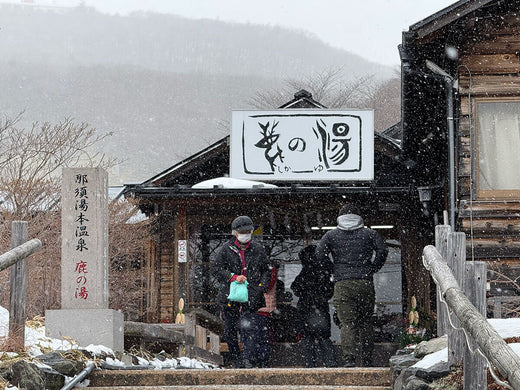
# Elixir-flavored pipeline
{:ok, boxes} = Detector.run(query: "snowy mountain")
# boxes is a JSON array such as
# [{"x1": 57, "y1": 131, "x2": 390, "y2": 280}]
[{"x1": 0, "y1": 4, "x2": 394, "y2": 185}]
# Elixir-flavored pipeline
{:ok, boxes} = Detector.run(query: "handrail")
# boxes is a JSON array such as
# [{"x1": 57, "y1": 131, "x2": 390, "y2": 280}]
[
  {"x1": 423, "y1": 245, "x2": 520, "y2": 390},
  {"x1": 0, "y1": 238, "x2": 42, "y2": 272}
]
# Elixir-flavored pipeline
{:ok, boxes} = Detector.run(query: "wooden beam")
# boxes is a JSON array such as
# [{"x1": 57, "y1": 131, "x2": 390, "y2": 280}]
[
  {"x1": 459, "y1": 75, "x2": 520, "y2": 95},
  {"x1": 459, "y1": 54, "x2": 520, "y2": 74},
  {"x1": 459, "y1": 200, "x2": 520, "y2": 218},
  {"x1": 1, "y1": 238, "x2": 41, "y2": 272},
  {"x1": 461, "y1": 34, "x2": 520, "y2": 55},
  {"x1": 124, "y1": 321, "x2": 189, "y2": 344},
  {"x1": 461, "y1": 218, "x2": 520, "y2": 236}
]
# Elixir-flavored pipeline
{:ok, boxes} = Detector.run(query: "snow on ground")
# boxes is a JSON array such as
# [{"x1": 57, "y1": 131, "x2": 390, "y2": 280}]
[
  {"x1": 0, "y1": 305, "x2": 217, "y2": 379},
  {"x1": 2, "y1": 303, "x2": 520, "y2": 375},
  {"x1": 412, "y1": 317, "x2": 520, "y2": 369}
]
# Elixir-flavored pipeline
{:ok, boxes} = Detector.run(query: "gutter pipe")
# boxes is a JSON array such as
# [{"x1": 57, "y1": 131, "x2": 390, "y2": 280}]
[
  {"x1": 425, "y1": 59, "x2": 456, "y2": 231},
  {"x1": 444, "y1": 75, "x2": 456, "y2": 232}
]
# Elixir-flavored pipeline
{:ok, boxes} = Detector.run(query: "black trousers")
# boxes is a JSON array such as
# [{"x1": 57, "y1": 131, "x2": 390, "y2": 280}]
[{"x1": 221, "y1": 302, "x2": 257, "y2": 364}]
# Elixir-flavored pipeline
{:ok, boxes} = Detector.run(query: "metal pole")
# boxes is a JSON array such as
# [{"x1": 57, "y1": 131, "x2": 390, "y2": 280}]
[
  {"x1": 445, "y1": 76, "x2": 456, "y2": 231},
  {"x1": 60, "y1": 362, "x2": 95, "y2": 390}
]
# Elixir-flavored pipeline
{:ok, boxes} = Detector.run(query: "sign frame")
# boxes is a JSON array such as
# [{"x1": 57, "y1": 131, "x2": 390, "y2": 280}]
[{"x1": 230, "y1": 109, "x2": 374, "y2": 181}]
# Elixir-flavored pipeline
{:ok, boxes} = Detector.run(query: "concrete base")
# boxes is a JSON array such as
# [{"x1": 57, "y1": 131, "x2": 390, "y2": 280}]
[{"x1": 45, "y1": 309, "x2": 124, "y2": 352}]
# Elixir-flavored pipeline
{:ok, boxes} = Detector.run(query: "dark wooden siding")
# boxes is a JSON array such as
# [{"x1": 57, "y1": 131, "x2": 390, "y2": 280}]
[{"x1": 457, "y1": 11, "x2": 520, "y2": 261}]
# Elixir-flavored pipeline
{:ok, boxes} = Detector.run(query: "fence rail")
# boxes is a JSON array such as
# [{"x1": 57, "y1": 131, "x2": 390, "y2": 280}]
[
  {"x1": 423, "y1": 243, "x2": 520, "y2": 390},
  {"x1": 0, "y1": 238, "x2": 42, "y2": 272},
  {"x1": 2, "y1": 221, "x2": 43, "y2": 345}
]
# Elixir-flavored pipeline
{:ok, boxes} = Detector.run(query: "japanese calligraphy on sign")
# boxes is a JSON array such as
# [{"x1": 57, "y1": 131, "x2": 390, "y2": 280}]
[
  {"x1": 231, "y1": 110, "x2": 374, "y2": 181},
  {"x1": 61, "y1": 168, "x2": 109, "y2": 310},
  {"x1": 178, "y1": 240, "x2": 187, "y2": 263}
]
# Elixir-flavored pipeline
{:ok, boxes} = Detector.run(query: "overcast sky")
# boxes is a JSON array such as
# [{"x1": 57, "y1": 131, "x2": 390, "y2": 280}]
[
  {"x1": 6, "y1": 0, "x2": 458, "y2": 66},
  {"x1": 82, "y1": 0, "x2": 458, "y2": 67}
]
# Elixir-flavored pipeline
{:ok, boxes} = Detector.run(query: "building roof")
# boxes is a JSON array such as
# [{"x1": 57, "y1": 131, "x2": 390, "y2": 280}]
[
  {"x1": 123, "y1": 90, "x2": 407, "y2": 201},
  {"x1": 278, "y1": 89, "x2": 326, "y2": 109},
  {"x1": 134, "y1": 136, "x2": 229, "y2": 188},
  {"x1": 408, "y1": 0, "x2": 495, "y2": 39}
]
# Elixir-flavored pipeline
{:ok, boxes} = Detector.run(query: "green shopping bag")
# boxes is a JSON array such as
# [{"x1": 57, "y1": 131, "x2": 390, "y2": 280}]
[{"x1": 227, "y1": 280, "x2": 249, "y2": 302}]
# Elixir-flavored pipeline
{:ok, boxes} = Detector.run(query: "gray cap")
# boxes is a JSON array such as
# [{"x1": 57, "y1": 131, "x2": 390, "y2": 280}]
[{"x1": 231, "y1": 216, "x2": 254, "y2": 231}]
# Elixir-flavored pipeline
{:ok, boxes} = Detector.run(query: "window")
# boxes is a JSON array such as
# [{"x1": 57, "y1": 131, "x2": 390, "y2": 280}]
[{"x1": 477, "y1": 100, "x2": 520, "y2": 198}]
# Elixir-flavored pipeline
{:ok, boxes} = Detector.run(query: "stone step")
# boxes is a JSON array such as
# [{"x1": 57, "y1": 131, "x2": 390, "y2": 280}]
[
  {"x1": 82, "y1": 386, "x2": 392, "y2": 390},
  {"x1": 82, "y1": 367, "x2": 392, "y2": 388}
]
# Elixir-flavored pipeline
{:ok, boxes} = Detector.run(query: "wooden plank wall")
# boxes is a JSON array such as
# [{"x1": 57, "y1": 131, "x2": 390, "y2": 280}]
[
  {"x1": 158, "y1": 211, "x2": 176, "y2": 322},
  {"x1": 457, "y1": 12, "x2": 520, "y2": 265},
  {"x1": 143, "y1": 239, "x2": 159, "y2": 323},
  {"x1": 456, "y1": 12, "x2": 520, "y2": 316}
]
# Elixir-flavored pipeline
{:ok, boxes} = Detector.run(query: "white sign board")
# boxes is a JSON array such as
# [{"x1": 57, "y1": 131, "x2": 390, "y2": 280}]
[
  {"x1": 231, "y1": 110, "x2": 374, "y2": 181},
  {"x1": 178, "y1": 239, "x2": 187, "y2": 263}
]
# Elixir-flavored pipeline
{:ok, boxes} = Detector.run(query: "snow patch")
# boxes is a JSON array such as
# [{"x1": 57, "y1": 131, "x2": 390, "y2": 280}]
[{"x1": 192, "y1": 177, "x2": 277, "y2": 189}]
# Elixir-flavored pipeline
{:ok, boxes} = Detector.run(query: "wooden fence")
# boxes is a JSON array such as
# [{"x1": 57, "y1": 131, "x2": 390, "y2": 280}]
[
  {"x1": 1, "y1": 221, "x2": 42, "y2": 344},
  {"x1": 124, "y1": 309, "x2": 223, "y2": 365},
  {"x1": 424, "y1": 225, "x2": 520, "y2": 390}
]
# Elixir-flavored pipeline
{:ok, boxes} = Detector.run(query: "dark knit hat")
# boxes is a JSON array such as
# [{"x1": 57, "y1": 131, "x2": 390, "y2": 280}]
[
  {"x1": 338, "y1": 203, "x2": 361, "y2": 217},
  {"x1": 231, "y1": 215, "x2": 254, "y2": 231}
]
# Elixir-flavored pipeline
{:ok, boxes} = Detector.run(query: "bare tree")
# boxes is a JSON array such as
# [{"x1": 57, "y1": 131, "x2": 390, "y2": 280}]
[
  {"x1": 357, "y1": 72, "x2": 401, "y2": 131},
  {"x1": 249, "y1": 67, "x2": 401, "y2": 132},
  {"x1": 0, "y1": 115, "x2": 121, "y2": 318},
  {"x1": 0, "y1": 116, "x2": 115, "y2": 219},
  {"x1": 108, "y1": 198, "x2": 154, "y2": 321}
]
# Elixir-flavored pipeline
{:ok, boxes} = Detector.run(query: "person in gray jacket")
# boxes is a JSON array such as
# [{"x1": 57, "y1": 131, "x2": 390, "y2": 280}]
[{"x1": 315, "y1": 203, "x2": 388, "y2": 367}]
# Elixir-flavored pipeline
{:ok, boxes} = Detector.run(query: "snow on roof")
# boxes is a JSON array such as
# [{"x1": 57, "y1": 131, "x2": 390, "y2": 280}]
[{"x1": 192, "y1": 177, "x2": 278, "y2": 189}]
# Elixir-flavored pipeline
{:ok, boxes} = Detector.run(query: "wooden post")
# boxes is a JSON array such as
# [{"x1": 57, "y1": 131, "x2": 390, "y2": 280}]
[
  {"x1": 492, "y1": 298, "x2": 503, "y2": 319},
  {"x1": 9, "y1": 221, "x2": 28, "y2": 345},
  {"x1": 399, "y1": 216, "x2": 431, "y2": 320},
  {"x1": 447, "y1": 232, "x2": 466, "y2": 365},
  {"x1": 435, "y1": 225, "x2": 451, "y2": 336},
  {"x1": 195, "y1": 325, "x2": 206, "y2": 349},
  {"x1": 174, "y1": 204, "x2": 187, "y2": 314},
  {"x1": 463, "y1": 261, "x2": 487, "y2": 390},
  {"x1": 209, "y1": 332, "x2": 220, "y2": 355}
]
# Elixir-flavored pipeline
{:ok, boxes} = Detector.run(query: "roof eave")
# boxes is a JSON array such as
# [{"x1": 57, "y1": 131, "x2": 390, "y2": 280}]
[
  {"x1": 127, "y1": 184, "x2": 414, "y2": 200},
  {"x1": 408, "y1": 0, "x2": 495, "y2": 40}
]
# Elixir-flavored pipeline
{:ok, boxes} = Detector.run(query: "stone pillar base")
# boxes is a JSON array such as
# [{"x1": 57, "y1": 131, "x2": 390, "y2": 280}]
[{"x1": 45, "y1": 309, "x2": 124, "y2": 352}]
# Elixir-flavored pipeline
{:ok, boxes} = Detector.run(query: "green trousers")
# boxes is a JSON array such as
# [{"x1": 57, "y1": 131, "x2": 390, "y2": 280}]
[{"x1": 333, "y1": 279, "x2": 375, "y2": 366}]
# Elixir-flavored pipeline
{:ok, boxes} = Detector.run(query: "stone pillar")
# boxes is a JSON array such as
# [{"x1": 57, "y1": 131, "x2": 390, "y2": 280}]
[{"x1": 46, "y1": 168, "x2": 123, "y2": 351}]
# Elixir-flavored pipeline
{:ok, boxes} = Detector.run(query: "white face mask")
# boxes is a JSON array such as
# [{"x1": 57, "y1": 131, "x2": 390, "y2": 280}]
[{"x1": 237, "y1": 233, "x2": 252, "y2": 243}]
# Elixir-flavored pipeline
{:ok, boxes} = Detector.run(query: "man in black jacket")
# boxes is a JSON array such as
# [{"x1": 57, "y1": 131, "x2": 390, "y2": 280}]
[
  {"x1": 316, "y1": 203, "x2": 388, "y2": 367},
  {"x1": 213, "y1": 215, "x2": 271, "y2": 368}
]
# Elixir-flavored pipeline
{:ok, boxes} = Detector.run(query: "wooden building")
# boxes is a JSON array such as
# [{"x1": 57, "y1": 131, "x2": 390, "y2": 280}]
[
  {"x1": 124, "y1": 90, "x2": 439, "y2": 327},
  {"x1": 400, "y1": 0, "x2": 520, "y2": 315},
  {"x1": 123, "y1": 0, "x2": 520, "y2": 329}
]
